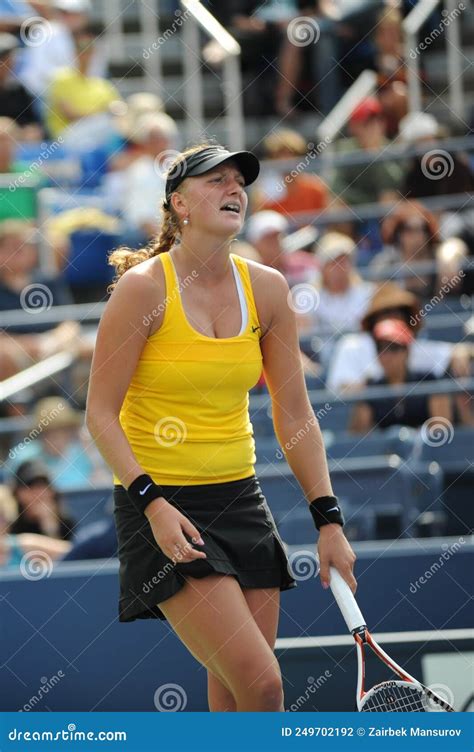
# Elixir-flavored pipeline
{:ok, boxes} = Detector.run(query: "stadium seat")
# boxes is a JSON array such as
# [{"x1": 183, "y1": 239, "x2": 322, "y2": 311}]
[
  {"x1": 61, "y1": 487, "x2": 113, "y2": 531},
  {"x1": 62, "y1": 230, "x2": 119, "y2": 298},
  {"x1": 257, "y1": 454, "x2": 444, "y2": 542}
]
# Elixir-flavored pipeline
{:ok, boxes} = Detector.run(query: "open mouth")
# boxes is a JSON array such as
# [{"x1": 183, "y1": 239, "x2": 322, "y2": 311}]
[{"x1": 220, "y1": 202, "x2": 240, "y2": 214}]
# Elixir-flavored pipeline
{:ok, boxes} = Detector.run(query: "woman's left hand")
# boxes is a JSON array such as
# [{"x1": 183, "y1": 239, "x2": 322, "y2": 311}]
[{"x1": 317, "y1": 524, "x2": 357, "y2": 593}]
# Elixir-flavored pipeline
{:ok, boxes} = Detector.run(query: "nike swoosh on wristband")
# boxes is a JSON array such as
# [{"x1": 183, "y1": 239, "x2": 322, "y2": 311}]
[
  {"x1": 139, "y1": 483, "x2": 153, "y2": 496},
  {"x1": 326, "y1": 506, "x2": 340, "y2": 513}
]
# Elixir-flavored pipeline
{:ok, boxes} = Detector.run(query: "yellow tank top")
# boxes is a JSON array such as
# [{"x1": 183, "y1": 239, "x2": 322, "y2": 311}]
[{"x1": 112, "y1": 251, "x2": 263, "y2": 486}]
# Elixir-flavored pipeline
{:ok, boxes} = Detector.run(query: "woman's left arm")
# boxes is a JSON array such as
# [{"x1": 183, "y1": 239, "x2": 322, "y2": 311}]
[{"x1": 259, "y1": 270, "x2": 356, "y2": 591}]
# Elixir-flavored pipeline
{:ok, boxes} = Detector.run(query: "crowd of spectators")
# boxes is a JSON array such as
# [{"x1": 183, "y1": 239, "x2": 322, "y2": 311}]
[{"x1": 0, "y1": 0, "x2": 472, "y2": 569}]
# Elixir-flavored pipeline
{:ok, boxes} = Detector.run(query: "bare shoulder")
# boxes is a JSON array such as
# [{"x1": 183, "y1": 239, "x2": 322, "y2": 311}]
[
  {"x1": 107, "y1": 255, "x2": 166, "y2": 334},
  {"x1": 245, "y1": 259, "x2": 290, "y2": 334}
]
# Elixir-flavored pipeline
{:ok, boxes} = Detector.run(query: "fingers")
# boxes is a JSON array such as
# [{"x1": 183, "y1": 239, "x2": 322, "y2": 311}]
[
  {"x1": 319, "y1": 558, "x2": 330, "y2": 590},
  {"x1": 166, "y1": 518, "x2": 207, "y2": 563}
]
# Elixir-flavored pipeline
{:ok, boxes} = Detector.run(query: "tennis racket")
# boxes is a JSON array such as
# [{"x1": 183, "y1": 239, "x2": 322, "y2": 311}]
[{"x1": 329, "y1": 567, "x2": 455, "y2": 712}]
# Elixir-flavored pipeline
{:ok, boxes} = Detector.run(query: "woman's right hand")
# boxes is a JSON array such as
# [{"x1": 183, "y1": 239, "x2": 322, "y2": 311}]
[{"x1": 144, "y1": 497, "x2": 207, "y2": 564}]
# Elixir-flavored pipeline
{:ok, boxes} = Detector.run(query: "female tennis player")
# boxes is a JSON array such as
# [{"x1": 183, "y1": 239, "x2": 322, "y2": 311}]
[{"x1": 86, "y1": 142, "x2": 356, "y2": 712}]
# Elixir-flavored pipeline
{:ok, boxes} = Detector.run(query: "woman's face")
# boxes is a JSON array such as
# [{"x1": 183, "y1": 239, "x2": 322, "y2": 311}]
[
  {"x1": 376, "y1": 340, "x2": 409, "y2": 377},
  {"x1": 0, "y1": 234, "x2": 37, "y2": 277},
  {"x1": 174, "y1": 161, "x2": 248, "y2": 238},
  {"x1": 397, "y1": 220, "x2": 431, "y2": 258},
  {"x1": 322, "y1": 254, "x2": 352, "y2": 293}
]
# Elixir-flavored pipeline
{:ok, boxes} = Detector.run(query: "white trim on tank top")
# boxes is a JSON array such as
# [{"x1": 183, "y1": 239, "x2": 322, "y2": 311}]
[{"x1": 230, "y1": 255, "x2": 248, "y2": 336}]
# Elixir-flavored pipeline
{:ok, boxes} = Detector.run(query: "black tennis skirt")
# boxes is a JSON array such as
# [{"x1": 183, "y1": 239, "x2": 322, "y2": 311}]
[{"x1": 113, "y1": 474, "x2": 297, "y2": 622}]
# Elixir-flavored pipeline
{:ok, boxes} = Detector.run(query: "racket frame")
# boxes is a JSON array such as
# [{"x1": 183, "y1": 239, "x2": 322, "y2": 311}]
[{"x1": 329, "y1": 567, "x2": 455, "y2": 712}]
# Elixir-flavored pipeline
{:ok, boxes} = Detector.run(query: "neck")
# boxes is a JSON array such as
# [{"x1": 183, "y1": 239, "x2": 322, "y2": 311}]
[
  {"x1": 387, "y1": 365, "x2": 407, "y2": 385},
  {"x1": 171, "y1": 231, "x2": 234, "y2": 284}
]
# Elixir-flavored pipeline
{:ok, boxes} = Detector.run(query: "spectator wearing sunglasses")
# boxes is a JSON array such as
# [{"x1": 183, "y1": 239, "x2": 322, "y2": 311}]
[{"x1": 350, "y1": 318, "x2": 452, "y2": 433}]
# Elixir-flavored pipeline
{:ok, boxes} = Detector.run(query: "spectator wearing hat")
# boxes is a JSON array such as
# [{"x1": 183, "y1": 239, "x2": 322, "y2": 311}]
[
  {"x1": 0, "y1": 32, "x2": 42, "y2": 137},
  {"x1": 8, "y1": 460, "x2": 74, "y2": 540},
  {"x1": 46, "y1": 23, "x2": 119, "y2": 138},
  {"x1": 350, "y1": 318, "x2": 452, "y2": 433},
  {"x1": 118, "y1": 112, "x2": 179, "y2": 245},
  {"x1": 398, "y1": 113, "x2": 474, "y2": 200},
  {"x1": 326, "y1": 281, "x2": 466, "y2": 393},
  {"x1": 245, "y1": 210, "x2": 319, "y2": 287},
  {"x1": 300, "y1": 232, "x2": 374, "y2": 337},
  {"x1": 7, "y1": 397, "x2": 111, "y2": 490},
  {"x1": 331, "y1": 97, "x2": 405, "y2": 205},
  {"x1": 0, "y1": 482, "x2": 70, "y2": 570},
  {"x1": 371, "y1": 200, "x2": 440, "y2": 298},
  {"x1": 252, "y1": 129, "x2": 330, "y2": 218}
]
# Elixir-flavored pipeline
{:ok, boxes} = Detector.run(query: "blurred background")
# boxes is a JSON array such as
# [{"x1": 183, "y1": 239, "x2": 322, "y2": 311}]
[{"x1": 0, "y1": 0, "x2": 472, "y2": 713}]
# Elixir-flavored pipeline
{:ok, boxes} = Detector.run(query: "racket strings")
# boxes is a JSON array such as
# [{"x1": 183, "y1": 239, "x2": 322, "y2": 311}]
[{"x1": 361, "y1": 682, "x2": 426, "y2": 712}]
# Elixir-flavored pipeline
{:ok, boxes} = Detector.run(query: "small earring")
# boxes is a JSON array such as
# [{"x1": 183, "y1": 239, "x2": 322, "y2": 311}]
[{"x1": 183, "y1": 217, "x2": 189, "y2": 226}]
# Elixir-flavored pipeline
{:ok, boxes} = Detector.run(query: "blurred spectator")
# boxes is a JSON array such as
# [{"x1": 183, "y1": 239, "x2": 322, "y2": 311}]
[
  {"x1": 252, "y1": 129, "x2": 330, "y2": 217},
  {"x1": 19, "y1": 0, "x2": 106, "y2": 99},
  {"x1": 436, "y1": 237, "x2": 469, "y2": 294},
  {"x1": 0, "y1": 32, "x2": 42, "y2": 138},
  {"x1": 246, "y1": 210, "x2": 319, "y2": 287},
  {"x1": 207, "y1": 1, "x2": 287, "y2": 116},
  {"x1": 0, "y1": 218, "x2": 73, "y2": 311},
  {"x1": 299, "y1": 232, "x2": 374, "y2": 335},
  {"x1": 109, "y1": 92, "x2": 165, "y2": 171},
  {"x1": 8, "y1": 459, "x2": 74, "y2": 540},
  {"x1": 46, "y1": 23, "x2": 119, "y2": 138},
  {"x1": 60, "y1": 515, "x2": 117, "y2": 561},
  {"x1": 0, "y1": 483, "x2": 70, "y2": 569},
  {"x1": 0, "y1": 117, "x2": 41, "y2": 220},
  {"x1": 119, "y1": 112, "x2": 179, "y2": 246},
  {"x1": 331, "y1": 97, "x2": 404, "y2": 204},
  {"x1": 327, "y1": 282, "x2": 467, "y2": 393},
  {"x1": 7, "y1": 396, "x2": 112, "y2": 490},
  {"x1": 372, "y1": 200, "x2": 440, "y2": 297},
  {"x1": 399, "y1": 113, "x2": 474, "y2": 199},
  {"x1": 350, "y1": 318, "x2": 452, "y2": 432}
]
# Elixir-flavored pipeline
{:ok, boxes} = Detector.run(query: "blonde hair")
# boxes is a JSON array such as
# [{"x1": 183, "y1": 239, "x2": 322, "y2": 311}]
[
  {"x1": 263, "y1": 128, "x2": 307, "y2": 158},
  {"x1": 107, "y1": 141, "x2": 220, "y2": 292}
]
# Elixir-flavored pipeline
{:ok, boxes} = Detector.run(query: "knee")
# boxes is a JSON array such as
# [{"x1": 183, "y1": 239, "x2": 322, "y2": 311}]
[{"x1": 246, "y1": 671, "x2": 284, "y2": 710}]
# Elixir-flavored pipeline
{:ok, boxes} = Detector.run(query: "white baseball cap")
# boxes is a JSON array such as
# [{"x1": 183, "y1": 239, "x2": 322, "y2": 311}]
[
  {"x1": 398, "y1": 112, "x2": 439, "y2": 143},
  {"x1": 246, "y1": 211, "x2": 289, "y2": 245},
  {"x1": 318, "y1": 232, "x2": 356, "y2": 265},
  {"x1": 53, "y1": 0, "x2": 92, "y2": 13}
]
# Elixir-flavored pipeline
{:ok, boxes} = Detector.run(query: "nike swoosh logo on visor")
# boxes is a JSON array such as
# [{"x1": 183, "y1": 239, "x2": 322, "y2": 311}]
[{"x1": 139, "y1": 483, "x2": 153, "y2": 496}]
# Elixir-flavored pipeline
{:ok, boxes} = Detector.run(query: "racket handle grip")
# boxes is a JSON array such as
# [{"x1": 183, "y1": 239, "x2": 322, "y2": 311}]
[{"x1": 329, "y1": 567, "x2": 366, "y2": 633}]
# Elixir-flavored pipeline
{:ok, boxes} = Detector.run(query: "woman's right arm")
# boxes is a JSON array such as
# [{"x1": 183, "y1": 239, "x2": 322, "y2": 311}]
[
  {"x1": 85, "y1": 269, "x2": 157, "y2": 489},
  {"x1": 85, "y1": 268, "x2": 207, "y2": 562}
]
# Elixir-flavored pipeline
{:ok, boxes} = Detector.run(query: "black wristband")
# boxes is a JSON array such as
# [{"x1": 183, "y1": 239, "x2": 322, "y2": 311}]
[
  {"x1": 309, "y1": 495, "x2": 344, "y2": 530},
  {"x1": 127, "y1": 474, "x2": 165, "y2": 516}
]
